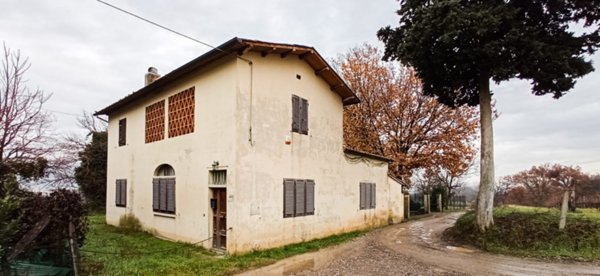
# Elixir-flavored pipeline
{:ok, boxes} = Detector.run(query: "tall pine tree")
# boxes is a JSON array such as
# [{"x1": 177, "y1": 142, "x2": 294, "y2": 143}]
[{"x1": 379, "y1": 0, "x2": 600, "y2": 231}]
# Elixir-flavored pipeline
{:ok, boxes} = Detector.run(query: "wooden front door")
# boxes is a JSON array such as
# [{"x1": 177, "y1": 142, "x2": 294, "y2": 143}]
[{"x1": 212, "y1": 188, "x2": 227, "y2": 249}]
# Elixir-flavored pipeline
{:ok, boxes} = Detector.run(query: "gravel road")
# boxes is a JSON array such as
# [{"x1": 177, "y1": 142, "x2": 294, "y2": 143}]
[{"x1": 239, "y1": 212, "x2": 600, "y2": 276}]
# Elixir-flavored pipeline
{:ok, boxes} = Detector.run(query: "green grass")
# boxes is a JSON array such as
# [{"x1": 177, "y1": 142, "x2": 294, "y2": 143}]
[
  {"x1": 80, "y1": 215, "x2": 364, "y2": 275},
  {"x1": 444, "y1": 205, "x2": 600, "y2": 260}
]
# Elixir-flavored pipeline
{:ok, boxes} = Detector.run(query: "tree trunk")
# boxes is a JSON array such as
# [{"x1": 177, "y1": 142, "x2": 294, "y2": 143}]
[
  {"x1": 559, "y1": 190, "x2": 570, "y2": 230},
  {"x1": 476, "y1": 76, "x2": 495, "y2": 232}
]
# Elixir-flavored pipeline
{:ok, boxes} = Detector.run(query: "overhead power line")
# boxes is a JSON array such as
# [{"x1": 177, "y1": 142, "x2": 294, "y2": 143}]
[{"x1": 96, "y1": 0, "x2": 228, "y2": 55}]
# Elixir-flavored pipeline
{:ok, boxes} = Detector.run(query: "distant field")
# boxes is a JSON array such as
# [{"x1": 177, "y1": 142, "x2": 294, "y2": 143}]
[
  {"x1": 498, "y1": 205, "x2": 600, "y2": 220},
  {"x1": 80, "y1": 215, "x2": 364, "y2": 275},
  {"x1": 445, "y1": 205, "x2": 600, "y2": 260}
]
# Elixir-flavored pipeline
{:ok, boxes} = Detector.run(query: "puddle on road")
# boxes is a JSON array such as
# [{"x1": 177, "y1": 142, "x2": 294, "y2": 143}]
[{"x1": 445, "y1": 245, "x2": 476, "y2": 253}]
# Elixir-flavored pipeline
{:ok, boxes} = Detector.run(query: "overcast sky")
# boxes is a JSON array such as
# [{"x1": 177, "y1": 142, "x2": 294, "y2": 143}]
[{"x1": 2, "y1": 0, "x2": 599, "y2": 181}]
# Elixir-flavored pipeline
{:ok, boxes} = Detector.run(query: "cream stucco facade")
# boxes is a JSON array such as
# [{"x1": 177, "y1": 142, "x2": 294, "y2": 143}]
[{"x1": 101, "y1": 38, "x2": 404, "y2": 254}]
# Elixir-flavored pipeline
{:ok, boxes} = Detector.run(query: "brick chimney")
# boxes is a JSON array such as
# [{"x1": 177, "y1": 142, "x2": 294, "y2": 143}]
[{"x1": 145, "y1": 67, "x2": 160, "y2": 86}]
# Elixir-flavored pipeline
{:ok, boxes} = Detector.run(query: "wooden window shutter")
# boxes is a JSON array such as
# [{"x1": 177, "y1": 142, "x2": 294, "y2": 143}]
[
  {"x1": 115, "y1": 180, "x2": 120, "y2": 206},
  {"x1": 283, "y1": 179, "x2": 295, "y2": 217},
  {"x1": 306, "y1": 180, "x2": 315, "y2": 215},
  {"x1": 159, "y1": 179, "x2": 168, "y2": 212},
  {"x1": 295, "y1": 179, "x2": 306, "y2": 216},
  {"x1": 118, "y1": 118, "x2": 126, "y2": 146},
  {"x1": 166, "y1": 178, "x2": 176, "y2": 213},
  {"x1": 359, "y1": 183, "x2": 366, "y2": 210},
  {"x1": 121, "y1": 180, "x2": 127, "y2": 207},
  {"x1": 300, "y1": 98, "x2": 308, "y2": 134},
  {"x1": 291, "y1": 95, "x2": 300, "y2": 132},
  {"x1": 370, "y1": 184, "x2": 376, "y2": 209},
  {"x1": 152, "y1": 179, "x2": 160, "y2": 211},
  {"x1": 365, "y1": 183, "x2": 372, "y2": 209}
]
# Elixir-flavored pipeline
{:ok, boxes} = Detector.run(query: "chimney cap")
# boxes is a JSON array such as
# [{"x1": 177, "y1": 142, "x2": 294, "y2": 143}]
[{"x1": 148, "y1": 67, "x2": 158, "y2": 74}]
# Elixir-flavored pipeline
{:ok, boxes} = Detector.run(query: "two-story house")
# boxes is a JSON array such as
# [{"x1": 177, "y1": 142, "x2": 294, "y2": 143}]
[{"x1": 95, "y1": 38, "x2": 404, "y2": 253}]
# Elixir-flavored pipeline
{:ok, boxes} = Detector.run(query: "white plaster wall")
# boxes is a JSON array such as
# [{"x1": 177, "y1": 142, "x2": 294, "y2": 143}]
[
  {"x1": 105, "y1": 57, "x2": 238, "y2": 246},
  {"x1": 229, "y1": 53, "x2": 404, "y2": 253}
]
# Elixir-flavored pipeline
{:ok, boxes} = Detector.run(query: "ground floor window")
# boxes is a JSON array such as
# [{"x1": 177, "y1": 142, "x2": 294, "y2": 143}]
[
  {"x1": 283, "y1": 179, "x2": 315, "y2": 217},
  {"x1": 115, "y1": 179, "x2": 127, "y2": 207},
  {"x1": 153, "y1": 164, "x2": 176, "y2": 214},
  {"x1": 360, "y1": 182, "x2": 376, "y2": 209}
]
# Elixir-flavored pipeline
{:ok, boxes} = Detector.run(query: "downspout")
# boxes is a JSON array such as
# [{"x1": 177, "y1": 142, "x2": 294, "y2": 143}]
[{"x1": 234, "y1": 53, "x2": 254, "y2": 146}]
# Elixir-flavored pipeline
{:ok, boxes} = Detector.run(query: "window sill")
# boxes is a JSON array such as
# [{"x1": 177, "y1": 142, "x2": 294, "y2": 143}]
[
  {"x1": 154, "y1": 213, "x2": 176, "y2": 219},
  {"x1": 115, "y1": 205, "x2": 126, "y2": 208}
]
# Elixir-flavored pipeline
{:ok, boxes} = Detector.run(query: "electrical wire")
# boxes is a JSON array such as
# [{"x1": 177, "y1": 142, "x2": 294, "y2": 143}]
[
  {"x1": 96, "y1": 0, "x2": 223, "y2": 54},
  {"x1": 96, "y1": 0, "x2": 255, "y2": 144},
  {"x1": 95, "y1": 0, "x2": 252, "y2": 64}
]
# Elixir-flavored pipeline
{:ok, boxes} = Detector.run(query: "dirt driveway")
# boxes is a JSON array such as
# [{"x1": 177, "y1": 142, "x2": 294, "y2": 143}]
[{"x1": 239, "y1": 212, "x2": 600, "y2": 276}]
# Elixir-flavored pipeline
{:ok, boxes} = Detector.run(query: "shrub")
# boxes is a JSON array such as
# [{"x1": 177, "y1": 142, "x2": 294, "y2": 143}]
[
  {"x1": 118, "y1": 213, "x2": 142, "y2": 233},
  {"x1": 444, "y1": 206, "x2": 600, "y2": 260}
]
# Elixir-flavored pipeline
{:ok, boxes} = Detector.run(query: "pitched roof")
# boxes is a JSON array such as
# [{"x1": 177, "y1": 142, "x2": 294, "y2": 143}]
[{"x1": 95, "y1": 37, "x2": 360, "y2": 116}]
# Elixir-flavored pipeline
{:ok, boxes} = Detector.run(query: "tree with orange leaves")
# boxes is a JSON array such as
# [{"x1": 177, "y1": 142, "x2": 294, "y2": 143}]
[{"x1": 338, "y1": 44, "x2": 479, "y2": 187}]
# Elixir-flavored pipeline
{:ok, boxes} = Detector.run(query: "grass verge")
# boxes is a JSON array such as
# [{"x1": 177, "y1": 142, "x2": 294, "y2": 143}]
[
  {"x1": 80, "y1": 215, "x2": 364, "y2": 275},
  {"x1": 444, "y1": 205, "x2": 600, "y2": 260}
]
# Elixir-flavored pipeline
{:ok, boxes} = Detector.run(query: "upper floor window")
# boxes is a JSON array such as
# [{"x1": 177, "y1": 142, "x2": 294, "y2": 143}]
[
  {"x1": 168, "y1": 87, "x2": 195, "y2": 138},
  {"x1": 145, "y1": 100, "x2": 165, "y2": 143},
  {"x1": 153, "y1": 164, "x2": 176, "y2": 214},
  {"x1": 292, "y1": 95, "x2": 308, "y2": 134},
  {"x1": 118, "y1": 118, "x2": 127, "y2": 146}
]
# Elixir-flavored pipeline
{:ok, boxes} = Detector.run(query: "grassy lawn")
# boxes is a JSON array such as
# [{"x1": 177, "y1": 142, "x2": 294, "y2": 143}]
[
  {"x1": 444, "y1": 205, "x2": 600, "y2": 260},
  {"x1": 80, "y1": 215, "x2": 364, "y2": 275}
]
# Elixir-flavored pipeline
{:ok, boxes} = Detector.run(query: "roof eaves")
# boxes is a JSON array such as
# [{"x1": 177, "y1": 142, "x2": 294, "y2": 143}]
[
  {"x1": 343, "y1": 148, "x2": 393, "y2": 163},
  {"x1": 95, "y1": 37, "x2": 360, "y2": 115}
]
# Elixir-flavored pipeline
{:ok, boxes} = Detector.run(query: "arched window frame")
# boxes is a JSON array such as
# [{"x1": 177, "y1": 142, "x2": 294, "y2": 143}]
[{"x1": 153, "y1": 164, "x2": 176, "y2": 214}]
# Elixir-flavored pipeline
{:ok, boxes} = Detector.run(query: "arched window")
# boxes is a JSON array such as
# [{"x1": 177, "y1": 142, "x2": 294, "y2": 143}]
[
  {"x1": 153, "y1": 164, "x2": 176, "y2": 214},
  {"x1": 155, "y1": 164, "x2": 175, "y2": 177}
]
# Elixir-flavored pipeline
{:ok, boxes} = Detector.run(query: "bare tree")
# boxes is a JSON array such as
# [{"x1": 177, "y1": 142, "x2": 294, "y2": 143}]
[
  {"x1": 0, "y1": 43, "x2": 51, "y2": 195},
  {"x1": 42, "y1": 111, "x2": 106, "y2": 190}
]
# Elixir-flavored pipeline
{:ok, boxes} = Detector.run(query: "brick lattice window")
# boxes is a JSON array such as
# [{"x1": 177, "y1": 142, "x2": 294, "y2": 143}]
[
  {"x1": 168, "y1": 87, "x2": 195, "y2": 138},
  {"x1": 145, "y1": 100, "x2": 165, "y2": 143}
]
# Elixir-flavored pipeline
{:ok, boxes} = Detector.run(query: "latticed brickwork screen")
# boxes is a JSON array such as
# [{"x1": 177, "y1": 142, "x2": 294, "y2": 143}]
[
  {"x1": 145, "y1": 100, "x2": 165, "y2": 143},
  {"x1": 168, "y1": 87, "x2": 195, "y2": 138}
]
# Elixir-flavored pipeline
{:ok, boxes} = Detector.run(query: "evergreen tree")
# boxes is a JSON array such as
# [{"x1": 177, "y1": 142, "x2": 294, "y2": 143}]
[
  {"x1": 75, "y1": 131, "x2": 107, "y2": 210},
  {"x1": 379, "y1": 0, "x2": 600, "y2": 231}
]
